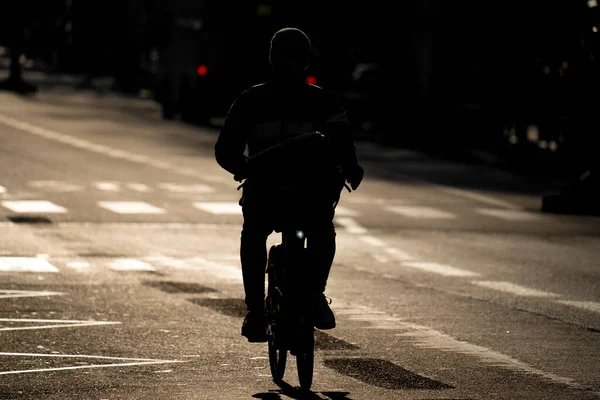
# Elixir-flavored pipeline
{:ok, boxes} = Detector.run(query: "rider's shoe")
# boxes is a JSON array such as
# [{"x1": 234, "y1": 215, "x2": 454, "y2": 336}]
[
  {"x1": 241, "y1": 310, "x2": 268, "y2": 343},
  {"x1": 313, "y1": 294, "x2": 336, "y2": 330}
]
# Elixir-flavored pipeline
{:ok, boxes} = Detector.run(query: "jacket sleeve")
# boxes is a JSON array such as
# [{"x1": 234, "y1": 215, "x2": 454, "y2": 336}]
[
  {"x1": 214, "y1": 97, "x2": 249, "y2": 178},
  {"x1": 324, "y1": 100, "x2": 360, "y2": 176}
]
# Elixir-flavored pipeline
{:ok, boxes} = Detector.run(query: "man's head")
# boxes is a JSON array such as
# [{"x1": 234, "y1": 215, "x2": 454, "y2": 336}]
[{"x1": 269, "y1": 27, "x2": 311, "y2": 72}]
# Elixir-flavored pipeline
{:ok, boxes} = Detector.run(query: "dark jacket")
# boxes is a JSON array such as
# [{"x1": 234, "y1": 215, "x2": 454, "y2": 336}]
[{"x1": 215, "y1": 74, "x2": 360, "y2": 198}]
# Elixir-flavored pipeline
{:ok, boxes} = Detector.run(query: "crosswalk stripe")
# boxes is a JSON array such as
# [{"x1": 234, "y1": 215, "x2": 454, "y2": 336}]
[
  {"x1": 335, "y1": 206, "x2": 358, "y2": 216},
  {"x1": 108, "y1": 258, "x2": 156, "y2": 271},
  {"x1": 193, "y1": 201, "x2": 241, "y2": 215},
  {"x1": 159, "y1": 183, "x2": 214, "y2": 194},
  {"x1": 94, "y1": 182, "x2": 121, "y2": 192},
  {"x1": 28, "y1": 180, "x2": 84, "y2": 192},
  {"x1": 385, "y1": 205, "x2": 456, "y2": 219},
  {"x1": 0, "y1": 257, "x2": 59, "y2": 272},
  {"x1": 97, "y1": 201, "x2": 165, "y2": 214},
  {"x1": 125, "y1": 183, "x2": 152, "y2": 192},
  {"x1": 1, "y1": 200, "x2": 67, "y2": 213},
  {"x1": 476, "y1": 208, "x2": 542, "y2": 221}
]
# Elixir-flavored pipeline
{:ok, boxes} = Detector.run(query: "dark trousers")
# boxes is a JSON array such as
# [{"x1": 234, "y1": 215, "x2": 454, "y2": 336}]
[{"x1": 240, "y1": 201, "x2": 336, "y2": 312}]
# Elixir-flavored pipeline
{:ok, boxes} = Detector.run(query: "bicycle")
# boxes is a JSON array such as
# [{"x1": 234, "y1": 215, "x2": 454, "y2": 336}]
[
  {"x1": 265, "y1": 221, "x2": 315, "y2": 390},
  {"x1": 236, "y1": 131, "x2": 351, "y2": 390}
]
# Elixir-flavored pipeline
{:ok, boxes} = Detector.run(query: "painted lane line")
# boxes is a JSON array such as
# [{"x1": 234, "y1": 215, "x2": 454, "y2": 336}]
[
  {"x1": 335, "y1": 206, "x2": 359, "y2": 216},
  {"x1": 108, "y1": 258, "x2": 156, "y2": 272},
  {"x1": 0, "y1": 318, "x2": 121, "y2": 332},
  {"x1": 0, "y1": 257, "x2": 59, "y2": 273},
  {"x1": 28, "y1": 180, "x2": 84, "y2": 192},
  {"x1": 0, "y1": 290, "x2": 64, "y2": 299},
  {"x1": 0, "y1": 352, "x2": 174, "y2": 361},
  {"x1": 0, "y1": 353, "x2": 184, "y2": 375},
  {"x1": 189, "y1": 257, "x2": 242, "y2": 282},
  {"x1": 335, "y1": 217, "x2": 367, "y2": 234},
  {"x1": 193, "y1": 201, "x2": 241, "y2": 215},
  {"x1": 371, "y1": 253, "x2": 390, "y2": 263},
  {"x1": 94, "y1": 182, "x2": 121, "y2": 192},
  {"x1": 97, "y1": 201, "x2": 165, "y2": 214},
  {"x1": 65, "y1": 261, "x2": 90, "y2": 269},
  {"x1": 385, "y1": 205, "x2": 456, "y2": 219},
  {"x1": 332, "y1": 301, "x2": 591, "y2": 393},
  {"x1": 1, "y1": 200, "x2": 67, "y2": 213},
  {"x1": 476, "y1": 208, "x2": 542, "y2": 221},
  {"x1": 159, "y1": 183, "x2": 214, "y2": 194},
  {"x1": 0, "y1": 113, "x2": 219, "y2": 182},
  {"x1": 54, "y1": 222, "x2": 240, "y2": 229},
  {"x1": 126, "y1": 183, "x2": 152, "y2": 192},
  {"x1": 402, "y1": 261, "x2": 479, "y2": 277},
  {"x1": 556, "y1": 300, "x2": 600, "y2": 314},
  {"x1": 439, "y1": 187, "x2": 522, "y2": 210},
  {"x1": 358, "y1": 235, "x2": 386, "y2": 247},
  {"x1": 472, "y1": 281, "x2": 559, "y2": 297},
  {"x1": 383, "y1": 247, "x2": 413, "y2": 261},
  {"x1": 146, "y1": 255, "x2": 242, "y2": 282}
]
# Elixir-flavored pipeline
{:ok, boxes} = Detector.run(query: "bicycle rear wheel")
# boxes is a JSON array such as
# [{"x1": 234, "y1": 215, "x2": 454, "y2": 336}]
[{"x1": 295, "y1": 326, "x2": 315, "y2": 390}]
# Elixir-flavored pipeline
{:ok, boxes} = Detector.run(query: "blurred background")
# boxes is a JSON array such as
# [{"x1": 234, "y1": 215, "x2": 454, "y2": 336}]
[{"x1": 1, "y1": 0, "x2": 599, "y2": 212}]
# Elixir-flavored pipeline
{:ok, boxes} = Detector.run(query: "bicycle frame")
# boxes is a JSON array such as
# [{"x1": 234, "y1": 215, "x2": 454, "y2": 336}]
[{"x1": 266, "y1": 227, "x2": 315, "y2": 390}]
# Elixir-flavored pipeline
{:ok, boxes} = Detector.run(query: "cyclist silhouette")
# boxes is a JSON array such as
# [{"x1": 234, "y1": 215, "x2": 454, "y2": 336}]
[{"x1": 215, "y1": 27, "x2": 364, "y2": 342}]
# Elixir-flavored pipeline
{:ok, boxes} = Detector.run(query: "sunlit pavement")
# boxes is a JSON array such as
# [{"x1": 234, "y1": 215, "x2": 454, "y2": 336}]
[{"x1": 0, "y1": 76, "x2": 599, "y2": 399}]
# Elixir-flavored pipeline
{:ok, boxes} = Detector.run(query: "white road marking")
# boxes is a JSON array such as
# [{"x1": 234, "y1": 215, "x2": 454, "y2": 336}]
[
  {"x1": 358, "y1": 235, "x2": 386, "y2": 247},
  {"x1": 335, "y1": 217, "x2": 367, "y2": 234},
  {"x1": 28, "y1": 180, "x2": 84, "y2": 192},
  {"x1": 476, "y1": 208, "x2": 542, "y2": 221},
  {"x1": 0, "y1": 257, "x2": 59, "y2": 273},
  {"x1": 0, "y1": 113, "x2": 222, "y2": 182},
  {"x1": 54, "y1": 222, "x2": 240, "y2": 229},
  {"x1": 126, "y1": 183, "x2": 152, "y2": 192},
  {"x1": 472, "y1": 281, "x2": 559, "y2": 297},
  {"x1": 0, "y1": 353, "x2": 183, "y2": 375},
  {"x1": 332, "y1": 300, "x2": 591, "y2": 392},
  {"x1": 335, "y1": 206, "x2": 358, "y2": 216},
  {"x1": 383, "y1": 247, "x2": 413, "y2": 261},
  {"x1": 0, "y1": 318, "x2": 121, "y2": 332},
  {"x1": 371, "y1": 253, "x2": 390, "y2": 263},
  {"x1": 188, "y1": 257, "x2": 242, "y2": 282},
  {"x1": 440, "y1": 187, "x2": 521, "y2": 209},
  {"x1": 65, "y1": 261, "x2": 90, "y2": 270},
  {"x1": 147, "y1": 255, "x2": 242, "y2": 282},
  {"x1": 556, "y1": 300, "x2": 600, "y2": 314},
  {"x1": 1, "y1": 200, "x2": 67, "y2": 213},
  {"x1": 108, "y1": 258, "x2": 156, "y2": 272},
  {"x1": 159, "y1": 183, "x2": 214, "y2": 193},
  {"x1": 94, "y1": 182, "x2": 121, "y2": 192},
  {"x1": 193, "y1": 201, "x2": 241, "y2": 215},
  {"x1": 98, "y1": 201, "x2": 165, "y2": 214},
  {"x1": 402, "y1": 261, "x2": 479, "y2": 277},
  {"x1": 0, "y1": 290, "x2": 63, "y2": 299},
  {"x1": 0, "y1": 185, "x2": 5, "y2": 194},
  {"x1": 386, "y1": 205, "x2": 456, "y2": 219}
]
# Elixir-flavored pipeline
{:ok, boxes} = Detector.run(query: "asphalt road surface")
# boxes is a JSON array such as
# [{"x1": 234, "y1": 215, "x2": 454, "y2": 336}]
[{"x1": 0, "y1": 79, "x2": 599, "y2": 400}]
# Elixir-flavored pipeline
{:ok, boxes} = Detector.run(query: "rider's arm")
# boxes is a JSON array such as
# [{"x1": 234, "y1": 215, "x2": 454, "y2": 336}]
[
  {"x1": 214, "y1": 96, "x2": 249, "y2": 179},
  {"x1": 324, "y1": 101, "x2": 364, "y2": 190}
]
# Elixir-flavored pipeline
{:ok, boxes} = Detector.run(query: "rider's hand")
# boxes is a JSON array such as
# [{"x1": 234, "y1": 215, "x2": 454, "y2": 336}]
[{"x1": 347, "y1": 165, "x2": 364, "y2": 190}]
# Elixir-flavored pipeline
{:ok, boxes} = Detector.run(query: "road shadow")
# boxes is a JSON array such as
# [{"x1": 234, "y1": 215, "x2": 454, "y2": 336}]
[{"x1": 253, "y1": 379, "x2": 353, "y2": 399}]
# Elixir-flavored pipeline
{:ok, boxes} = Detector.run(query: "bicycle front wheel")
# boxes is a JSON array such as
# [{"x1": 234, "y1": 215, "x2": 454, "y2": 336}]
[
  {"x1": 296, "y1": 328, "x2": 314, "y2": 390},
  {"x1": 268, "y1": 334, "x2": 287, "y2": 382}
]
